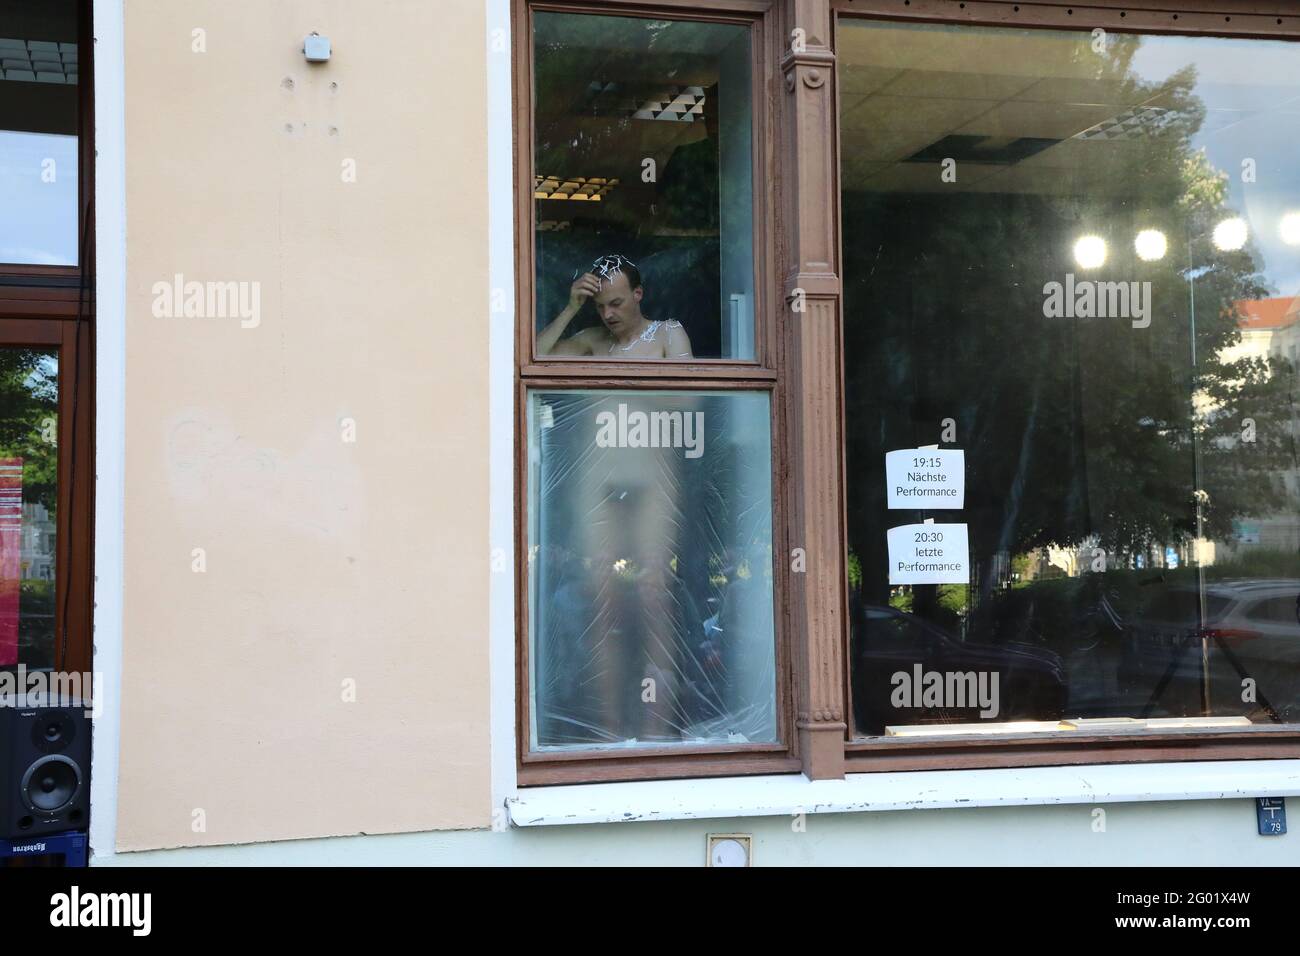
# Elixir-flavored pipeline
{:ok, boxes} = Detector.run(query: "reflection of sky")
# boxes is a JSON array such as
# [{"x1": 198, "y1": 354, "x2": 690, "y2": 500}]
[
  {"x1": 26, "y1": 353, "x2": 59, "y2": 397},
  {"x1": 1131, "y1": 38, "x2": 1300, "y2": 296},
  {"x1": 0, "y1": 129, "x2": 78, "y2": 266}
]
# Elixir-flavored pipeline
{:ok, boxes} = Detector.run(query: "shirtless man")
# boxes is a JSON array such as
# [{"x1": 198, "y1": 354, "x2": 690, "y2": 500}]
[{"x1": 538, "y1": 254, "x2": 694, "y2": 359}]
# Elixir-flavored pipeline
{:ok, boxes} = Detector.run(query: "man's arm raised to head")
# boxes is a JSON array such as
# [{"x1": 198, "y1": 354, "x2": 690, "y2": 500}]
[{"x1": 538, "y1": 272, "x2": 601, "y2": 356}]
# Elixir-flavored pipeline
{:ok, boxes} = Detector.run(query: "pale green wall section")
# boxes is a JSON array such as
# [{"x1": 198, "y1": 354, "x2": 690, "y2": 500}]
[{"x1": 95, "y1": 800, "x2": 1297, "y2": 866}]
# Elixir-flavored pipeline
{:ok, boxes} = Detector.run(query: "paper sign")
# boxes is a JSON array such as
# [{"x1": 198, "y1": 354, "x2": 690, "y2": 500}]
[
  {"x1": 887, "y1": 522, "x2": 969, "y2": 585},
  {"x1": 885, "y1": 449, "x2": 964, "y2": 510}
]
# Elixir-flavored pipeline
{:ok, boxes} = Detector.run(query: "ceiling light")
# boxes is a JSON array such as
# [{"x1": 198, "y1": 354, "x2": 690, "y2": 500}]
[
  {"x1": 1212, "y1": 217, "x2": 1248, "y2": 251},
  {"x1": 1073, "y1": 235, "x2": 1107, "y2": 270},
  {"x1": 584, "y1": 82, "x2": 706, "y2": 122},
  {"x1": 1134, "y1": 229, "x2": 1168, "y2": 262},
  {"x1": 0, "y1": 38, "x2": 77, "y2": 84},
  {"x1": 534, "y1": 175, "x2": 619, "y2": 201},
  {"x1": 1279, "y1": 212, "x2": 1300, "y2": 246},
  {"x1": 1073, "y1": 106, "x2": 1173, "y2": 141}
]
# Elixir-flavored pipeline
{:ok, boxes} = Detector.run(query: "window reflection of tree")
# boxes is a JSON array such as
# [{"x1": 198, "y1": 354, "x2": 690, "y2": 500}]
[
  {"x1": 0, "y1": 349, "x2": 58, "y2": 668},
  {"x1": 841, "y1": 30, "x2": 1299, "y2": 724}
]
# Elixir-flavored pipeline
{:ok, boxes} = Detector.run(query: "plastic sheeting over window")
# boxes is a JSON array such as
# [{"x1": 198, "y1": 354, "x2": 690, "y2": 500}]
[{"x1": 527, "y1": 390, "x2": 776, "y2": 750}]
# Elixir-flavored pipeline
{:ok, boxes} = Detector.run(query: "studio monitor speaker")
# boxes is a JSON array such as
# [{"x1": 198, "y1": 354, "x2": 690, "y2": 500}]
[{"x1": 1, "y1": 694, "x2": 91, "y2": 839}]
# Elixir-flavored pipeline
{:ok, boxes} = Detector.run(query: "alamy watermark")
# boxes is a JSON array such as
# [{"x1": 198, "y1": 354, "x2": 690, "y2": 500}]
[
  {"x1": 890, "y1": 665, "x2": 1000, "y2": 719},
  {"x1": 50, "y1": 886, "x2": 151, "y2": 936},
  {"x1": 151, "y1": 273, "x2": 261, "y2": 328},
  {"x1": 1042, "y1": 273, "x2": 1151, "y2": 329},
  {"x1": 595, "y1": 403, "x2": 705, "y2": 459},
  {"x1": 0, "y1": 665, "x2": 101, "y2": 717}
]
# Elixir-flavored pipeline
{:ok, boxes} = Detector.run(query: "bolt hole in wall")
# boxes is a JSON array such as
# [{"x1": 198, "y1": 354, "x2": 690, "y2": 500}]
[{"x1": 838, "y1": 18, "x2": 1300, "y2": 738}]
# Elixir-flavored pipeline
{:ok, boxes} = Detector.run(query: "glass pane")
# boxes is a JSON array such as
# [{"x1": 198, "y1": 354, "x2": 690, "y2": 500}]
[
  {"x1": 0, "y1": 0, "x2": 80, "y2": 266},
  {"x1": 527, "y1": 390, "x2": 776, "y2": 749},
  {"x1": 840, "y1": 20, "x2": 1300, "y2": 737},
  {"x1": 532, "y1": 12, "x2": 755, "y2": 360},
  {"x1": 0, "y1": 348, "x2": 59, "y2": 669}
]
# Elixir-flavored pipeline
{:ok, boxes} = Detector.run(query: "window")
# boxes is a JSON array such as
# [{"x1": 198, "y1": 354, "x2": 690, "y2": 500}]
[
  {"x1": 0, "y1": 348, "x2": 58, "y2": 666},
  {"x1": 0, "y1": 4, "x2": 80, "y2": 267},
  {"x1": 525, "y1": 8, "x2": 764, "y2": 364},
  {"x1": 839, "y1": 12, "x2": 1300, "y2": 757},
  {"x1": 516, "y1": 1, "x2": 788, "y2": 784},
  {"x1": 515, "y1": 0, "x2": 1300, "y2": 784},
  {"x1": 0, "y1": 0, "x2": 92, "y2": 677},
  {"x1": 526, "y1": 390, "x2": 777, "y2": 751}
]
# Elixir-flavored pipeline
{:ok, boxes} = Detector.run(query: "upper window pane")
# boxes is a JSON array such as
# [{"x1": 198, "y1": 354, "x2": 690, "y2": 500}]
[
  {"x1": 532, "y1": 12, "x2": 755, "y2": 360},
  {"x1": 839, "y1": 21, "x2": 1300, "y2": 738},
  {"x1": 0, "y1": 0, "x2": 79, "y2": 267}
]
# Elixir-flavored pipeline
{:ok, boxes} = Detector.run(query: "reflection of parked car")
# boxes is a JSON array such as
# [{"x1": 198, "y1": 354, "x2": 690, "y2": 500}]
[
  {"x1": 1118, "y1": 580, "x2": 1300, "y2": 720},
  {"x1": 850, "y1": 600, "x2": 1068, "y2": 736}
]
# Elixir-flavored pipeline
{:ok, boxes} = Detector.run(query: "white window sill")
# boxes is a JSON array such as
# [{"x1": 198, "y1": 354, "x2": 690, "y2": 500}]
[{"x1": 506, "y1": 760, "x2": 1300, "y2": 827}]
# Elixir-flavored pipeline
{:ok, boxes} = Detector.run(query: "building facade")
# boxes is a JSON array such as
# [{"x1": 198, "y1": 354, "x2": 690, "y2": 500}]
[{"x1": 4, "y1": 0, "x2": 1300, "y2": 866}]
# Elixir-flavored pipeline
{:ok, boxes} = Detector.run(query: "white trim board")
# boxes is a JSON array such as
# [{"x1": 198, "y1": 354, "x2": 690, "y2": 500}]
[
  {"x1": 487, "y1": 0, "x2": 518, "y2": 819},
  {"x1": 508, "y1": 761, "x2": 1300, "y2": 826},
  {"x1": 89, "y1": 0, "x2": 127, "y2": 861}
]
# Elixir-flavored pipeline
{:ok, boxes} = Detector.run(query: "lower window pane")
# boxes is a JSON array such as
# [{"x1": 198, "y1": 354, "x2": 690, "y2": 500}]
[
  {"x1": 527, "y1": 390, "x2": 776, "y2": 750},
  {"x1": 0, "y1": 348, "x2": 58, "y2": 668}
]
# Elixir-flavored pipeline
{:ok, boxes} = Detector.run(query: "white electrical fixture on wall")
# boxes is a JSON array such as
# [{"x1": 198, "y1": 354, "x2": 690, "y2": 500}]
[
  {"x1": 707, "y1": 833, "x2": 752, "y2": 867},
  {"x1": 303, "y1": 33, "x2": 331, "y2": 63}
]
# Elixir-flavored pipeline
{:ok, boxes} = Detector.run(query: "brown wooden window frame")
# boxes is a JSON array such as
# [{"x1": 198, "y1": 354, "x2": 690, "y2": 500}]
[
  {"x1": 832, "y1": 0, "x2": 1300, "y2": 777},
  {"x1": 0, "y1": 0, "x2": 95, "y2": 678},
  {"x1": 514, "y1": 0, "x2": 1300, "y2": 786},
  {"x1": 514, "y1": 0, "x2": 806, "y2": 786}
]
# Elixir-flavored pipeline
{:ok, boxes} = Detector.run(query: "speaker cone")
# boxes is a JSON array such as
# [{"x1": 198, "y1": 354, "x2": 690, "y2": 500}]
[
  {"x1": 32, "y1": 712, "x2": 76, "y2": 752},
  {"x1": 21, "y1": 756, "x2": 81, "y2": 813}
]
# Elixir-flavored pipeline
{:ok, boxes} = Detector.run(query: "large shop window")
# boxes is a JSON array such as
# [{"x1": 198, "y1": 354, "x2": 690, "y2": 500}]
[
  {"x1": 517, "y1": 3, "x2": 785, "y2": 784},
  {"x1": 0, "y1": 0, "x2": 92, "y2": 678},
  {"x1": 839, "y1": 19, "x2": 1300, "y2": 742}
]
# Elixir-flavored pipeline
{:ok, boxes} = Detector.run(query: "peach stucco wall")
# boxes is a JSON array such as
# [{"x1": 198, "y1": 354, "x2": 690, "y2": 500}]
[{"x1": 116, "y1": 0, "x2": 490, "y2": 849}]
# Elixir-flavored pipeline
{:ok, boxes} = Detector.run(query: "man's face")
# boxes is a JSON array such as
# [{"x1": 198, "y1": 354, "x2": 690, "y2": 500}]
[{"x1": 591, "y1": 270, "x2": 643, "y2": 335}]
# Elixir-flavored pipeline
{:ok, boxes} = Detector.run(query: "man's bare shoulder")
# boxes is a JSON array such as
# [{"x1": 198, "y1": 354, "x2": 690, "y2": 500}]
[
  {"x1": 662, "y1": 319, "x2": 693, "y2": 358},
  {"x1": 572, "y1": 327, "x2": 612, "y2": 351},
  {"x1": 551, "y1": 327, "x2": 605, "y2": 355}
]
